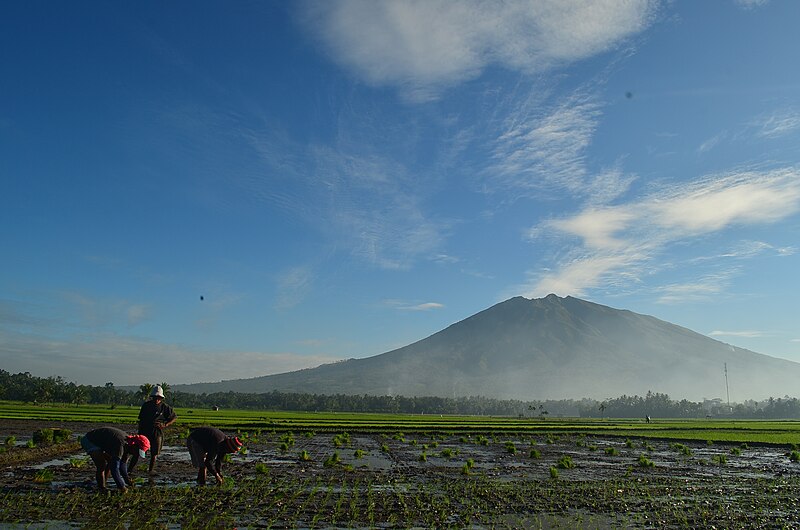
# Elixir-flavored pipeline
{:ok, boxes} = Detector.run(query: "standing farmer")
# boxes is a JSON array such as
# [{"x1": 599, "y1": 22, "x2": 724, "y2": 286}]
[
  {"x1": 129, "y1": 384, "x2": 177, "y2": 475},
  {"x1": 81, "y1": 427, "x2": 150, "y2": 493},
  {"x1": 186, "y1": 426, "x2": 242, "y2": 485}
]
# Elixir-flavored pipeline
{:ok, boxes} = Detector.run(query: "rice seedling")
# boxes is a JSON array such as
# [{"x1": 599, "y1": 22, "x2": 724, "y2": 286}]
[
  {"x1": 549, "y1": 466, "x2": 559, "y2": 479},
  {"x1": 440, "y1": 448, "x2": 455, "y2": 458},
  {"x1": 637, "y1": 454, "x2": 655, "y2": 467},
  {"x1": 298, "y1": 450, "x2": 312, "y2": 462},
  {"x1": 255, "y1": 462, "x2": 269, "y2": 475},
  {"x1": 729, "y1": 447, "x2": 741, "y2": 456},
  {"x1": 712, "y1": 454, "x2": 727, "y2": 466},
  {"x1": 529, "y1": 448, "x2": 541, "y2": 459},
  {"x1": 557, "y1": 455, "x2": 575, "y2": 469},
  {"x1": 418, "y1": 452, "x2": 427, "y2": 462},
  {"x1": 605, "y1": 447, "x2": 619, "y2": 456},
  {"x1": 4, "y1": 436, "x2": 15, "y2": 446},
  {"x1": 33, "y1": 469, "x2": 53, "y2": 483},
  {"x1": 25, "y1": 440, "x2": 35, "y2": 449},
  {"x1": 353, "y1": 449, "x2": 365, "y2": 459},
  {"x1": 504, "y1": 441, "x2": 516, "y2": 454},
  {"x1": 670, "y1": 443, "x2": 692, "y2": 456},
  {"x1": 789, "y1": 450, "x2": 800, "y2": 462},
  {"x1": 324, "y1": 451, "x2": 341, "y2": 468},
  {"x1": 69, "y1": 457, "x2": 88, "y2": 468}
]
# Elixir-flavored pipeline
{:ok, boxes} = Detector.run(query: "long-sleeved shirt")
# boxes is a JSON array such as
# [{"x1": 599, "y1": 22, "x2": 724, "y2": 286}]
[{"x1": 84, "y1": 427, "x2": 132, "y2": 489}]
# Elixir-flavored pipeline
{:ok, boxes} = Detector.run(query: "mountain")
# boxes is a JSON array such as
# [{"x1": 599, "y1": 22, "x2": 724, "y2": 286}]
[{"x1": 174, "y1": 295, "x2": 800, "y2": 401}]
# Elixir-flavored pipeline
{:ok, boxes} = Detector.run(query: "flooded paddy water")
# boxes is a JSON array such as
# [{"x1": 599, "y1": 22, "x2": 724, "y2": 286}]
[{"x1": 1, "y1": 419, "x2": 800, "y2": 527}]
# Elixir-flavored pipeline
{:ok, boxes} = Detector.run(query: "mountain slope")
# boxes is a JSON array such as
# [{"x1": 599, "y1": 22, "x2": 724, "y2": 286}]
[{"x1": 175, "y1": 295, "x2": 800, "y2": 401}]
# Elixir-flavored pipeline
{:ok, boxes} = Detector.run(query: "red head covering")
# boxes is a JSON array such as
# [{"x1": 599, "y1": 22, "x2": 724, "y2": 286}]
[
  {"x1": 127, "y1": 434, "x2": 151, "y2": 457},
  {"x1": 225, "y1": 436, "x2": 243, "y2": 453}
]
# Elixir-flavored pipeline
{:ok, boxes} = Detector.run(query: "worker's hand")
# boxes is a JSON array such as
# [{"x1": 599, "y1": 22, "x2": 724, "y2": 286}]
[
  {"x1": 154, "y1": 421, "x2": 164, "y2": 429},
  {"x1": 215, "y1": 474, "x2": 224, "y2": 485}
]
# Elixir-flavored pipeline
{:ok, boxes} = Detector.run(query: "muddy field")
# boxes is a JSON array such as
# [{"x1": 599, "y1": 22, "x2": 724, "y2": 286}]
[{"x1": 2, "y1": 419, "x2": 800, "y2": 528}]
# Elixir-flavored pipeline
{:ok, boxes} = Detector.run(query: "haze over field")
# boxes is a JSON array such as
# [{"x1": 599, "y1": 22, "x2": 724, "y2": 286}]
[{"x1": 2, "y1": 1, "x2": 800, "y2": 389}]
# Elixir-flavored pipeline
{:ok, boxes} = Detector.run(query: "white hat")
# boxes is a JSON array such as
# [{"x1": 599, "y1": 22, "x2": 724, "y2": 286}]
[{"x1": 150, "y1": 385, "x2": 164, "y2": 398}]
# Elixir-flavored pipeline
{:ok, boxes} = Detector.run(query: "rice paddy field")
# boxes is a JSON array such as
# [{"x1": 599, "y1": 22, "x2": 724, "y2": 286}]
[{"x1": 1, "y1": 401, "x2": 800, "y2": 528}]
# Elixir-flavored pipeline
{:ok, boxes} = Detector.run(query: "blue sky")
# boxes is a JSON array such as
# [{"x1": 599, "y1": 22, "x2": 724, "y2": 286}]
[{"x1": 2, "y1": 0, "x2": 799, "y2": 387}]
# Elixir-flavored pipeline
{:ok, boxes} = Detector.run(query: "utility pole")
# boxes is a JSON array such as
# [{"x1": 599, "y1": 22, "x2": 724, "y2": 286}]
[{"x1": 724, "y1": 362, "x2": 731, "y2": 412}]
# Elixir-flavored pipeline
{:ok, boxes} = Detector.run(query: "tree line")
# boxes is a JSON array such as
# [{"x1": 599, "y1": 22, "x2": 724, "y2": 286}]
[{"x1": 2, "y1": 370, "x2": 799, "y2": 419}]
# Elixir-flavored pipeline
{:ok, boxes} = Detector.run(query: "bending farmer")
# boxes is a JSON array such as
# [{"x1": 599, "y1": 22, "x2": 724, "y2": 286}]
[
  {"x1": 81, "y1": 427, "x2": 150, "y2": 493},
  {"x1": 186, "y1": 426, "x2": 242, "y2": 485}
]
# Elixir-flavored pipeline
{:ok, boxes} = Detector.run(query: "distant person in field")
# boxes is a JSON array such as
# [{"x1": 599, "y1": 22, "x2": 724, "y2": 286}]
[
  {"x1": 81, "y1": 427, "x2": 150, "y2": 493},
  {"x1": 128, "y1": 385, "x2": 177, "y2": 475},
  {"x1": 186, "y1": 426, "x2": 243, "y2": 485}
]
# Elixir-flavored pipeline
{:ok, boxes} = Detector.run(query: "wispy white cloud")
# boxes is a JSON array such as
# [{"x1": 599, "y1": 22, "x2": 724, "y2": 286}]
[
  {"x1": 489, "y1": 91, "x2": 603, "y2": 194},
  {"x1": 275, "y1": 266, "x2": 315, "y2": 309},
  {"x1": 382, "y1": 299, "x2": 445, "y2": 311},
  {"x1": 301, "y1": 0, "x2": 659, "y2": 100},
  {"x1": 697, "y1": 131, "x2": 727, "y2": 154},
  {"x1": 709, "y1": 330, "x2": 765, "y2": 338},
  {"x1": 734, "y1": 0, "x2": 769, "y2": 10},
  {"x1": 754, "y1": 109, "x2": 800, "y2": 139},
  {"x1": 654, "y1": 273, "x2": 734, "y2": 304},
  {"x1": 520, "y1": 167, "x2": 800, "y2": 298}
]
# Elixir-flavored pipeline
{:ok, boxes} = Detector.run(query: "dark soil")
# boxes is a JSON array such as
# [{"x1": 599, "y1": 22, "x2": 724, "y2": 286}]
[{"x1": 2, "y1": 419, "x2": 800, "y2": 528}]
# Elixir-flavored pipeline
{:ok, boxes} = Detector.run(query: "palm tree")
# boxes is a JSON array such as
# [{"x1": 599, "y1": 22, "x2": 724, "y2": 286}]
[{"x1": 139, "y1": 383, "x2": 154, "y2": 402}]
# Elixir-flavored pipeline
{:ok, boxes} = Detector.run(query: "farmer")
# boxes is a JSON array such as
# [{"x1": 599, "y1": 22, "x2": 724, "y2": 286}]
[
  {"x1": 128, "y1": 384, "x2": 177, "y2": 475},
  {"x1": 186, "y1": 426, "x2": 243, "y2": 485},
  {"x1": 81, "y1": 427, "x2": 150, "y2": 493}
]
